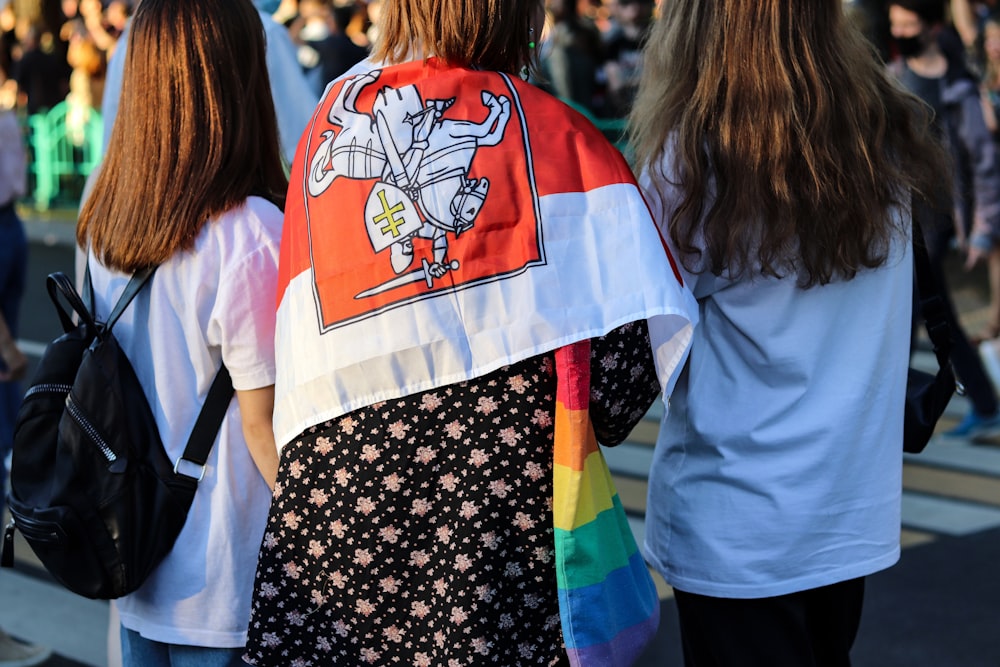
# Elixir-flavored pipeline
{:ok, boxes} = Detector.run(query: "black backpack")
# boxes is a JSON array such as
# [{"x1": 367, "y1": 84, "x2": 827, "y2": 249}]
[{"x1": 1, "y1": 268, "x2": 233, "y2": 599}]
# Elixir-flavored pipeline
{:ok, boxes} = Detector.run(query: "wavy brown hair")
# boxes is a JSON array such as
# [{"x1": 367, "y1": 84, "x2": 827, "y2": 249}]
[
  {"x1": 628, "y1": 0, "x2": 948, "y2": 287},
  {"x1": 372, "y1": 0, "x2": 540, "y2": 74},
  {"x1": 77, "y1": 0, "x2": 288, "y2": 273}
]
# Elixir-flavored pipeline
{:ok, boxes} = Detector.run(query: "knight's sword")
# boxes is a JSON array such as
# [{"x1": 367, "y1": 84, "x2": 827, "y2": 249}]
[{"x1": 355, "y1": 258, "x2": 460, "y2": 299}]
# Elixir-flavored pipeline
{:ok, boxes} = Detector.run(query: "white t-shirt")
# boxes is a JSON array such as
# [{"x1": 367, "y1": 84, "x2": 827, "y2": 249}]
[
  {"x1": 88, "y1": 197, "x2": 282, "y2": 646},
  {"x1": 640, "y1": 156, "x2": 909, "y2": 599}
]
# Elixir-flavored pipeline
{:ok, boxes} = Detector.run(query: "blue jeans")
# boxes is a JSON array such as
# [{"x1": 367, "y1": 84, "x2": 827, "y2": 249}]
[
  {"x1": 0, "y1": 205, "x2": 27, "y2": 503},
  {"x1": 120, "y1": 627, "x2": 248, "y2": 667}
]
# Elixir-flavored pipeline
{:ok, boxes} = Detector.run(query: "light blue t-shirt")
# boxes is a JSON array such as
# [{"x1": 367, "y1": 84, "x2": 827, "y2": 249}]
[{"x1": 640, "y1": 153, "x2": 909, "y2": 598}]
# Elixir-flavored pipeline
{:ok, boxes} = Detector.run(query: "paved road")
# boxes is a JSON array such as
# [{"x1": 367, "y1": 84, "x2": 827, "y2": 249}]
[{"x1": 4, "y1": 212, "x2": 1000, "y2": 666}]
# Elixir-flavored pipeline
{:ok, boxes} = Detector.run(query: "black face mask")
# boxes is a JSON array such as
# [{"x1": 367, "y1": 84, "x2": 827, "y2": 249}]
[{"x1": 895, "y1": 34, "x2": 927, "y2": 57}]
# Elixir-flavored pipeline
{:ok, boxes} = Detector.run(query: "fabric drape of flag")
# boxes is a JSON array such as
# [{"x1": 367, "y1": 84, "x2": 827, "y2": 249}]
[{"x1": 273, "y1": 58, "x2": 696, "y2": 448}]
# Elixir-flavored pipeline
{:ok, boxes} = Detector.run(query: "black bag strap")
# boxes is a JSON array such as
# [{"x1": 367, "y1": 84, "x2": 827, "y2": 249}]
[
  {"x1": 911, "y1": 194, "x2": 960, "y2": 389},
  {"x1": 174, "y1": 364, "x2": 234, "y2": 480}
]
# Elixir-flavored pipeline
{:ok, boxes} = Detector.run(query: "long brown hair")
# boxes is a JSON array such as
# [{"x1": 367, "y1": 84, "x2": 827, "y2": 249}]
[
  {"x1": 372, "y1": 0, "x2": 540, "y2": 74},
  {"x1": 629, "y1": 0, "x2": 948, "y2": 287},
  {"x1": 77, "y1": 0, "x2": 288, "y2": 273}
]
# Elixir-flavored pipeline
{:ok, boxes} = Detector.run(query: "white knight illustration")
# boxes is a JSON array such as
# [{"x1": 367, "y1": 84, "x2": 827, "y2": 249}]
[{"x1": 307, "y1": 70, "x2": 512, "y2": 297}]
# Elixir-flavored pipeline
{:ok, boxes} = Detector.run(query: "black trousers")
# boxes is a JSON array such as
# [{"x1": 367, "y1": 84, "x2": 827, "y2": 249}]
[{"x1": 672, "y1": 577, "x2": 865, "y2": 667}]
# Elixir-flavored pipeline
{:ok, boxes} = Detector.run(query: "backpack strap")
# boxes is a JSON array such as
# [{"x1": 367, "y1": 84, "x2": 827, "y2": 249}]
[
  {"x1": 173, "y1": 364, "x2": 235, "y2": 481},
  {"x1": 911, "y1": 194, "x2": 954, "y2": 378},
  {"x1": 105, "y1": 267, "x2": 156, "y2": 332}
]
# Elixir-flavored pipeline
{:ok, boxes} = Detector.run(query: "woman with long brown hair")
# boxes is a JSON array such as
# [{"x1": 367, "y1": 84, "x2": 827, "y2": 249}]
[
  {"x1": 242, "y1": 0, "x2": 695, "y2": 664},
  {"x1": 630, "y1": 0, "x2": 946, "y2": 664},
  {"x1": 76, "y1": 0, "x2": 287, "y2": 664}
]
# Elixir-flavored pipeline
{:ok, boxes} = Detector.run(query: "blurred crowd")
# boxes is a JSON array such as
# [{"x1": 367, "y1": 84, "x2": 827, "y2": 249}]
[{"x1": 0, "y1": 0, "x2": 659, "y2": 132}]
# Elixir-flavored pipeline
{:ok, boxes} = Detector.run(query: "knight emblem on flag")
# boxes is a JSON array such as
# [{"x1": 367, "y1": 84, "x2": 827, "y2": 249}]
[{"x1": 301, "y1": 66, "x2": 544, "y2": 330}]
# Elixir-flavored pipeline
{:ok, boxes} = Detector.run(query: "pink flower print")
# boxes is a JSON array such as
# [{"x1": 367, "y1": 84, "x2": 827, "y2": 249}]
[
  {"x1": 384, "y1": 472, "x2": 404, "y2": 492},
  {"x1": 533, "y1": 546, "x2": 552, "y2": 563},
  {"x1": 433, "y1": 631, "x2": 447, "y2": 648},
  {"x1": 471, "y1": 637, "x2": 491, "y2": 655},
  {"x1": 475, "y1": 395, "x2": 499, "y2": 414},
  {"x1": 260, "y1": 632, "x2": 281, "y2": 648},
  {"x1": 360, "y1": 647, "x2": 381, "y2": 663},
  {"x1": 262, "y1": 532, "x2": 279, "y2": 549},
  {"x1": 488, "y1": 479, "x2": 512, "y2": 499},
  {"x1": 468, "y1": 448, "x2": 490, "y2": 467},
  {"x1": 410, "y1": 549, "x2": 431, "y2": 567},
  {"x1": 415, "y1": 445, "x2": 438, "y2": 463},
  {"x1": 524, "y1": 461, "x2": 546, "y2": 481},
  {"x1": 330, "y1": 519, "x2": 347, "y2": 539},
  {"x1": 282, "y1": 511, "x2": 302, "y2": 530},
  {"x1": 310, "y1": 587, "x2": 327, "y2": 607},
  {"x1": 307, "y1": 540, "x2": 326, "y2": 558},
  {"x1": 316, "y1": 636, "x2": 332, "y2": 652},
  {"x1": 283, "y1": 561, "x2": 304, "y2": 579},
  {"x1": 481, "y1": 531, "x2": 501, "y2": 550},
  {"x1": 360, "y1": 443, "x2": 381, "y2": 462},
  {"x1": 331, "y1": 619, "x2": 350, "y2": 637},
  {"x1": 455, "y1": 553, "x2": 473, "y2": 573},
  {"x1": 459, "y1": 500, "x2": 480, "y2": 519},
  {"x1": 388, "y1": 419, "x2": 410, "y2": 440},
  {"x1": 356, "y1": 496, "x2": 377, "y2": 515},
  {"x1": 476, "y1": 584, "x2": 495, "y2": 602},
  {"x1": 383, "y1": 624, "x2": 405, "y2": 643},
  {"x1": 411, "y1": 600, "x2": 432, "y2": 619},
  {"x1": 330, "y1": 570, "x2": 348, "y2": 589},
  {"x1": 531, "y1": 408, "x2": 553, "y2": 427},
  {"x1": 379, "y1": 525, "x2": 402, "y2": 544},
  {"x1": 435, "y1": 525, "x2": 452, "y2": 544},
  {"x1": 411, "y1": 497, "x2": 433, "y2": 516},
  {"x1": 443, "y1": 420, "x2": 466, "y2": 440},
  {"x1": 314, "y1": 436, "x2": 334, "y2": 455},
  {"x1": 354, "y1": 548, "x2": 374, "y2": 566},
  {"x1": 414, "y1": 653, "x2": 433, "y2": 667},
  {"x1": 449, "y1": 606, "x2": 469, "y2": 625},
  {"x1": 514, "y1": 511, "x2": 536, "y2": 531},
  {"x1": 499, "y1": 427, "x2": 522, "y2": 446},
  {"x1": 309, "y1": 488, "x2": 330, "y2": 507},
  {"x1": 356, "y1": 598, "x2": 377, "y2": 617},
  {"x1": 439, "y1": 472, "x2": 460, "y2": 492},
  {"x1": 433, "y1": 578, "x2": 448, "y2": 596},
  {"x1": 333, "y1": 467, "x2": 353, "y2": 487},
  {"x1": 508, "y1": 374, "x2": 529, "y2": 394},
  {"x1": 419, "y1": 392, "x2": 443, "y2": 411},
  {"x1": 288, "y1": 459, "x2": 306, "y2": 479},
  {"x1": 338, "y1": 415, "x2": 358, "y2": 434},
  {"x1": 380, "y1": 576, "x2": 401, "y2": 594}
]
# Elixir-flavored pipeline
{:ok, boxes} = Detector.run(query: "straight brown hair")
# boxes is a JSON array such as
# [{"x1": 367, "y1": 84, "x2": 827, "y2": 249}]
[
  {"x1": 629, "y1": 0, "x2": 948, "y2": 287},
  {"x1": 372, "y1": 0, "x2": 539, "y2": 74},
  {"x1": 77, "y1": 0, "x2": 288, "y2": 273}
]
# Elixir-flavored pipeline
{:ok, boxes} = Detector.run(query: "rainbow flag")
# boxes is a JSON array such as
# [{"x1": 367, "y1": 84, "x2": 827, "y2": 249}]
[{"x1": 554, "y1": 341, "x2": 660, "y2": 666}]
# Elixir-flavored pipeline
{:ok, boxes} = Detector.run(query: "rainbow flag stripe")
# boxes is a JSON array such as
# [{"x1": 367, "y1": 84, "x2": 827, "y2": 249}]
[{"x1": 554, "y1": 341, "x2": 660, "y2": 666}]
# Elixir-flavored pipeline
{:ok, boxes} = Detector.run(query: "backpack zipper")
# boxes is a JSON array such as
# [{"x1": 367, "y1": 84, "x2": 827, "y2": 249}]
[
  {"x1": 65, "y1": 396, "x2": 118, "y2": 463},
  {"x1": 24, "y1": 383, "x2": 73, "y2": 398}
]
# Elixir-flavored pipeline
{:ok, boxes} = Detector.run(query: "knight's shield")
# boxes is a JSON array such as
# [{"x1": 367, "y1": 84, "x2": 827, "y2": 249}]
[{"x1": 364, "y1": 182, "x2": 422, "y2": 253}]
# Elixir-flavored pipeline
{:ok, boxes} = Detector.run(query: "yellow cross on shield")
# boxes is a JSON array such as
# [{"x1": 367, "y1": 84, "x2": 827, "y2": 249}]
[{"x1": 364, "y1": 182, "x2": 422, "y2": 253}]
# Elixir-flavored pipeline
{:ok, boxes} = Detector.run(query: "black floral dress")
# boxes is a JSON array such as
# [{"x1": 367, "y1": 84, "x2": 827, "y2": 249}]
[{"x1": 244, "y1": 322, "x2": 659, "y2": 666}]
